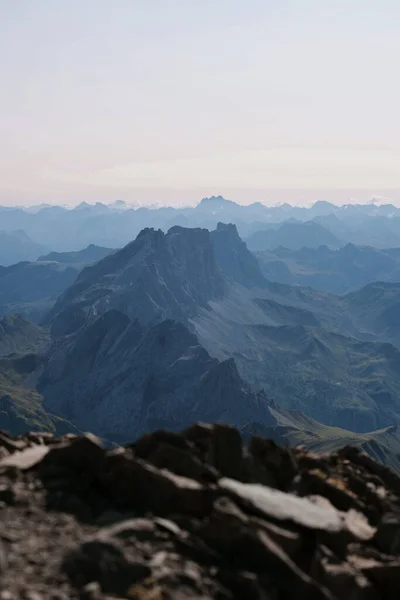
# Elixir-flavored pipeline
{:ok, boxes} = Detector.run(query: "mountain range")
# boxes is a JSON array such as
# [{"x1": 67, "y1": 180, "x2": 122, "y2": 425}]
[
  {"x1": 0, "y1": 244, "x2": 114, "y2": 323},
  {"x1": 256, "y1": 243, "x2": 400, "y2": 293},
  {"x1": 40, "y1": 226, "x2": 400, "y2": 440},
  {"x1": 0, "y1": 229, "x2": 47, "y2": 266},
  {"x1": 2, "y1": 211, "x2": 400, "y2": 471},
  {"x1": 3, "y1": 196, "x2": 400, "y2": 253}
]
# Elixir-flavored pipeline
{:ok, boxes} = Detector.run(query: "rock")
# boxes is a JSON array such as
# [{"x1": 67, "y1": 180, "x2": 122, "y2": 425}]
[
  {"x1": 79, "y1": 582, "x2": 101, "y2": 600},
  {"x1": 41, "y1": 434, "x2": 105, "y2": 472},
  {"x1": 338, "y1": 446, "x2": 400, "y2": 495},
  {"x1": 61, "y1": 540, "x2": 151, "y2": 594},
  {"x1": 219, "y1": 478, "x2": 375, "y2": 542},
  {"x1": 100, "y1": 453, "x2": 214, "y2": 516},
  {"x1": 0, "y1": 432, "x2": 27, "y2": 453},
  {"x1": 0, "y1": 445, "x2": 49, "y2": 470},
  {"x1": 0, "y1": 539, "x2": 7, "y2": 573},
  {"x1": 0, "y1": 423, "x2": 399, "y2": 598},
  {"x1": 210, "y1": 424, "x2": 244, "y2": 479},
  {"x1": 137, "y1": 442, "x2": 219, "y2": 483},
  {"x1": 198, "y1": 498, "x2": 332, "y2": 599},
  {"x1": 311, "y1": 545, "x2": 379, "y2": 600},
  {"x1": 184, "y1": 423, "x2": 244, "y2": 479},
  {"x1": 133, "y1": 430, "x2": 194, "y2": 458},
  {"x1": 375, "y1": 512, "x2": 400, "y2": 554},
  {"x1": 249, "y1": 437, "x2": 297, "y2": 490},
  {"x1": 0, "y1": 483, "x2": 15, "y2": 505},
  {"x1": 348, "y1": 554, "x2": 400, "y2": 599}
]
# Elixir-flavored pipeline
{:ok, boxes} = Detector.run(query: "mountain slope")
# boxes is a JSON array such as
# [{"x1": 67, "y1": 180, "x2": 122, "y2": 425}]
[
  {"x1": 210, "y1": 222, "x2": 267, "y2": 288},
  {"x1": 43, "y1": 225, "x2": 400, "y2": 438},
  {"x1": 47, "y1": 226, "x2": 226, "y2": 337},
  {"x1": 343, "y1": 282, "x2": 400, "y2": 348},
  {"x1": 0, "y1": 261, "x2": 79, "y2": 323},
  {"x1": 194, "y1": 301, "x2": 400, "y2": 433},
  {"x1": 256, "y1": 243, "x2": 400, "y2": 293},
  {"x1": 0, "y1": 230, "x2": 47, "y2": 266},
  {"x1": 0, "y1": 353, "x2": 74, "y2": 436},
  {"x1": 39, "y1": 311, "x2": 269, "y2": 443},
  {"x1": 38, "y1": 244, "x2": 114, "y2": 266},
  {"x1": 0, "y1": 315, "x2": 49, "y2": 357},
  {"x1": 246, "y1": 220, "x2": 343, "y2": 251}
]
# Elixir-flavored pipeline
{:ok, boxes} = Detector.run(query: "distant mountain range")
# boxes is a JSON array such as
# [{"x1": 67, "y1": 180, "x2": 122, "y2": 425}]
[
  {"x1": 256, "y1": 244, "x2": 400, "y2": 293},
  {"x1": 246, "y1": 220, "x2": 343, "y2": 251},
  {"x1": 0, "y1": 245, "x2": 114, "y2": 323},
  {"x1": 2, "y1": 196, "x2": 400, "y2": 252},
  {"x1": 0, "y1": 229, "x2": 47, "y2": 266}
]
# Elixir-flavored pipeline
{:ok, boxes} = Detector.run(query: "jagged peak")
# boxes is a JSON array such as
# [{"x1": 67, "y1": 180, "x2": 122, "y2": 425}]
[
  {"x1": 136, "y1": 227, "x2": 164, "y2": 240},
  {"x1": 215, "y1": 222, "x2": 239, "y2": 235}
]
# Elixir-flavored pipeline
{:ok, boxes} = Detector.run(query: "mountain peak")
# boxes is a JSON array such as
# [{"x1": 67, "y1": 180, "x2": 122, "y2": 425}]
[
  {"x1": 197, "y1": 196, "x2": 238, "y2": 210},
  {"x1": 216, "y1": 222, "x2": 239, "y2": 235},
  {"x1": 210, "y1": 223, "x2": 266, "y2": 289},
  {"x1": 48, "y1": 226, "x2": 225, "y2": 336}
]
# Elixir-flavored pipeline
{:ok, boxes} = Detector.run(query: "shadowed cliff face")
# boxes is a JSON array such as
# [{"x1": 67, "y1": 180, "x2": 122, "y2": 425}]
[
  {"x1": 210, "y1": 222, "x2": 267, "y2": 289},
  {"x1": 39, "y1": 312, "x2": 269, "y2": 442},
  {"x1": 47, "y1": 226, "x2": 226, "y2": 338}
]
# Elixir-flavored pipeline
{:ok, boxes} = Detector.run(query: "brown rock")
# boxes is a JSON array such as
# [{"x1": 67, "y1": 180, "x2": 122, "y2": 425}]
[
  {"x1": 311, "y1": 545, "x2": 379, "y2": 600},
  {"x1": 140, "y1": 442, "x2": 219, "y2": 483},
  {"x1": 375, "y1": 511, "x2": 400, "y2": 554},
  {"x1": 249, "y1": 437, "x2": 297, "y2": 490},
  {"x1": 62, "y1": 540, "x2": 151, "y2": 594},
  {"x1": 198, "y1": 499, "x2": 332, "y2": 599},
  {"x1": 100, "y1": 453, "x2": 214, "y2": 516},
  {"x1": 0, "y1": 483, "x2": 15, "y2": 505},
  {"x1": 183, "y1": 423, "x2": 244, "y2": 479},
  {"x1": 348, "y1": 554, "x2": 400, "y2": 599},
  {"x1": 41, "y1": 434, "x2": 105, "y2": 472},
  {"x1": 338, "y1": 446, "x2": 400, "y2": 495},
  {"x1": 133, "y1": 430, "x2": 194, "y2": 457}
]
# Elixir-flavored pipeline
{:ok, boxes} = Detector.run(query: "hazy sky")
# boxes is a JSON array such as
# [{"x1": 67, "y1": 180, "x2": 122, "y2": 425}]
[{"x1": 1, "y1": 0, "x2": 400, "y2": 206}]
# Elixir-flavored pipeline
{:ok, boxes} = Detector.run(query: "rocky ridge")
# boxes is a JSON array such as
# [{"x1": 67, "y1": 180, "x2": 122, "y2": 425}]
[{"x1": 0, "y1": 424, "x2": 400, "y2": 598}]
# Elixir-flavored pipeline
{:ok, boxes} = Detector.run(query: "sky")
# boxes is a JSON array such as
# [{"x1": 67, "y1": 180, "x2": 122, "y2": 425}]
[{"x1": 1, "y1": 0, "x2": 400, "y2": 206}]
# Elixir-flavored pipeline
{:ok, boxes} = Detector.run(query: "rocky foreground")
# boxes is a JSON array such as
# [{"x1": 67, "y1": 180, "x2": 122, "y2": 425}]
[{"x1": 0, "y1": 426, "x2": 400, "y2": 599}]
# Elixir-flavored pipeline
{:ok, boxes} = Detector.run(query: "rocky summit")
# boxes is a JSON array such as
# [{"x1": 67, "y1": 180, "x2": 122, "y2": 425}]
[{"x1": 0, "y1": 424, "x2": 400, "y2": 599}]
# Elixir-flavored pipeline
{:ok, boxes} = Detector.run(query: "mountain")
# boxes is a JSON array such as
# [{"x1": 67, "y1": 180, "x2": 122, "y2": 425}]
[
  {"x1": 0, "y1": 246, "x2": 115, "y2": 323},
  {"x1": 1, "y1": 198, "x2": 400, "y2": 252},
  {"x1": 0, "y1": 230, "x2": 47, "y2": 266},
  {"x1": 0, "y1": 315, "x2": 49, "y2": 357},
  {"x1": 192, "y1": 276, "x2": 400, "y2": 433},
  {"x1": 38, "y1": 244, "x2": 114, "y2": 266},
  {"x1": 40, "y1": 224, "x2": 400, "y2": 438},
  {"x1": 39, "y1": 313, "x2": 269, "y2": 443},
  {"x1": 47, "y1": 226, "x2": 226, "y2": 337},
  {"x1": 343, "y1": 282, "x2": 400, "y2": 348},
  {"x1": 210, "y1": 222, "x2": 267, "y2": 288},
  {"x1": 246, "y1": 220, "x2": 343, "y2": 252},
  {"x1": 255, "y1": 243, "x2": 400, "y2": 293},
  {"x1": 0, "y1": 261, "x2": 79, "y2": 323},
  {"x1": 0, "y1": 352, "x2": 73, "y2": 436}
]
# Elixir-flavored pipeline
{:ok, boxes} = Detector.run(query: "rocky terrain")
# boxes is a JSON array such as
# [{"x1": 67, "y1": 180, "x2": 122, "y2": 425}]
[{"x1": 0, "y1": 423, "x2": 400, "y2": 598}]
